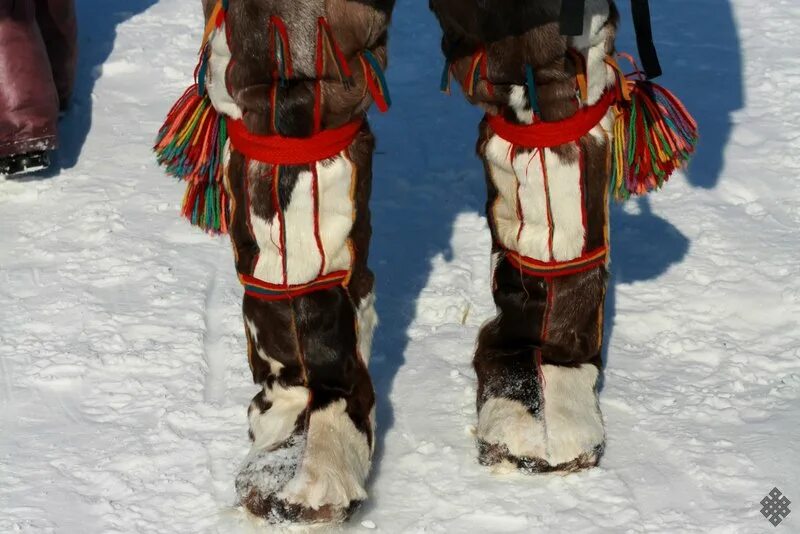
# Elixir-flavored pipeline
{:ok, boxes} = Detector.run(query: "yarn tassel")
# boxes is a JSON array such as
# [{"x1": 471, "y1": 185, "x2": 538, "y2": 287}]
[
  {"x1": 361, "y1": 50, "x2": 391, "y2": 112},
  {"x1": 610, "y1": 77, "x2": 698, "y2": 199},
  {"x1": 154, "y1": 85, "x2": 229, "y2": 234}
]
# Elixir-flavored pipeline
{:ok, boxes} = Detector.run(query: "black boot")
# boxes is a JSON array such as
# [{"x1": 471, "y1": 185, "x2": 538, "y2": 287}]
[{"x1": 0, "y1": 151, "x2": 51, "y2": 177}]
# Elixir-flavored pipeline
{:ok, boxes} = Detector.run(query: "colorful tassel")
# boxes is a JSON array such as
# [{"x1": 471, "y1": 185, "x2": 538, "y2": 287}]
[
  {"x1": 360, "y1": 50, "x2": 391, "y2": 112},
  {"x1": 154, "y1": 85, "x2": 229, "y2": 234},
  {"x1": 610, "y1": 76, "x2": 698, "y2": 200}
]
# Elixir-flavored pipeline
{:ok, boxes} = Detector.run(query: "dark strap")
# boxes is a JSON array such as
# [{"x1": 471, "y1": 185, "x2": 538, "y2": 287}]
[
  {"x1": 631, "y1": 0, "x2": 662, "y2": 79},
  {"x1": 560, "y1": 0, "x2": 663, "y2": 79},
  {"x1": 559, "y1": 0, "x2": 586, "y2": 36}
]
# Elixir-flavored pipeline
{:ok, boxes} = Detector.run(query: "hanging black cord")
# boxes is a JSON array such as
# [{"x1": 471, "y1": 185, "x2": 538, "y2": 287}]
[
  {"x1": 559, "y1": 0, "x2": 663, "y2": 79},
  {"x1": 631, "y1": 0, "x2": 662, "y2": 79}
]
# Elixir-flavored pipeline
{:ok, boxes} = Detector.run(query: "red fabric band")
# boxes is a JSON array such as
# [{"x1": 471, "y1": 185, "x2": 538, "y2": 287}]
[
  {"x1": 487, "y1": 90, "x2": 616, "y2": 148},
  {"x1": 226, "y1": 118, "x2": 363, "y2": 165},
  {"x1": 239, "y1": 271, "x2": 349, "y2": 301},
  {"x1": 505, "y1": 246, "x2": 608, "y2": 278}
]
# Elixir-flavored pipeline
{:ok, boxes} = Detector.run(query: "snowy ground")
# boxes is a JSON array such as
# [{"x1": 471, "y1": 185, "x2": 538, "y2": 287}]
[{"x1": 1, "y1": 0, "x2": 799, "y2": 532}]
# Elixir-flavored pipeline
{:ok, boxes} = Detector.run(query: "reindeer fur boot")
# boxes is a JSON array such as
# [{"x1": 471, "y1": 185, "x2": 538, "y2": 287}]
[
  {"x1": 156, "y1": 0, "x2": 395, "y2": 523},
  {"x1": 429, "y1": 0, "x2": 696, "y2": 473}
]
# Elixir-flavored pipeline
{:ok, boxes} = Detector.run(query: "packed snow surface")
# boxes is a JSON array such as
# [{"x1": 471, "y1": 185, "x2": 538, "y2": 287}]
[{"x1": 1, "y1": 0, "x2": 799, "y2": 532}]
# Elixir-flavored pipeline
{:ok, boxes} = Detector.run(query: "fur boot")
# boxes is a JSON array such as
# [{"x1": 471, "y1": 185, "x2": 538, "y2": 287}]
[
  {"x1": 429, "y1": 0, "x2": 620, "y2": 473},
  {"x1": 200, "y1": 0, "x2": 393, "y2": 523}
]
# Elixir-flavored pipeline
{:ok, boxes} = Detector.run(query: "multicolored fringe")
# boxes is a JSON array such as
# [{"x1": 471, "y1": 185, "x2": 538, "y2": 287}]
[
  {"x1": 154, "y1": 85, "x2": 229, "y2": 234},
  {"x1": 609, "y1": 69, "x2": 698, "y2": 200},
  {"x1": 361, "y1": 50, "x2": 391, "y2": 112}
]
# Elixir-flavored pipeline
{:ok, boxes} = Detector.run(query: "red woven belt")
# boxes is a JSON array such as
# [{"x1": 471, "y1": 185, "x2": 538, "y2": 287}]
[
  {"x1": 226, "y1": 118, "x2": 363, "y2": 165},
  {"x1": 486, "y1": 90, "x2": 616, "y2": 148}
]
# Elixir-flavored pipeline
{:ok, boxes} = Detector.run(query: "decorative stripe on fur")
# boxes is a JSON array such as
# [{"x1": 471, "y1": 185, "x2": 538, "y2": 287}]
[
  {"x1": 240, "y1": 271, "x2": 349, "y2": 301},
  {"x1": 506, "y1": 246, "x2": 607, "y2": 278}
]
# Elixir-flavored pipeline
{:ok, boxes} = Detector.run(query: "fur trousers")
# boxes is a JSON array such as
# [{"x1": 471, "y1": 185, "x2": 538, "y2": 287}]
[{"x1": 195, "y1": 0, "x2": 624, "y2": 523}]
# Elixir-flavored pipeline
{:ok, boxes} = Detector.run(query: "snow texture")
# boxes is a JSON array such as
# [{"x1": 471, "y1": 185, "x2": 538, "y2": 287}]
[{"x1": 1, "y1": 0, "x2": 799, "y2": 532}]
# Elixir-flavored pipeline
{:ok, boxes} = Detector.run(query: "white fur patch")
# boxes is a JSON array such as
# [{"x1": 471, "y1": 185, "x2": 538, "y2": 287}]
[
  {"x1": 316, "y1": 156, "x2": 355, "y2": 275},
  {"x1": 206, "y1": 25, "x2": 243, "y2": 120},
  {"x1": 543, "y1": 149, "x2": 585, "y2": 261},
  {"x1": 477, "y1": 397, "x2": 547, "y2": 459},
  {"x1": 508, "y1": 85, "x2": 534, "y2": 125},
  {"x1": 512, "y1": 149, "x2": 552, "y2": 261},
  {"x1": 248, "y1": 384, "x2": 309, "y2": 451},
  {"x1": 282, "y1": 171, "x2": 324, "y2": 284},
  {"x1": 541, "y1": 364, "x2": 605, "y2": 466},
  {"x1": 278, "y1": 400, "x2": 371, "y2": 510},
  {"x1": 249, "y1": 198, "x2": 284, "y2": 285},
  {"x1": 247, "y1": 156, "x2": 355, "y2": 285},
  {"x1": 250, "y1": 170, "x2": 322, "y2": 285},
  {"x1": 485, "y1": 136, "x2": 524, "y2": 253},
  {"x1": 356, "y1": 292, "x2": 378, "y2": 365},
  {"x1": 485, "y1": 140, "x2": 591, "y2": 263},
  {"x1": 477, "y1": 365, "x2": 604, "y2": 467}
]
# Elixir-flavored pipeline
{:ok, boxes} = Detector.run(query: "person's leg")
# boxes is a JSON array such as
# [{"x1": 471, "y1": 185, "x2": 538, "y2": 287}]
[
  {"x1": 226, "y1": 132, "x2": 378, "y2": 522},
  {"x1": 195, "y1": 0, "x2": 391, "y2": 522},
  {"x1": 34, "y1": 0, "x2": 78, "y2": 111},
  {"x1": 0, "y1": 0, "x2": 59, "y2": 171},
  {"x1": 430, "y1": 0, "x2": 618, "y2": 472}
]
